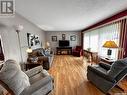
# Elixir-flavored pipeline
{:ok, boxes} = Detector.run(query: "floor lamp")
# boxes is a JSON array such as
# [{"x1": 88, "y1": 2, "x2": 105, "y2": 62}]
[{"x1": 15, "y1": 25, "x2": 24, "y2": 64}]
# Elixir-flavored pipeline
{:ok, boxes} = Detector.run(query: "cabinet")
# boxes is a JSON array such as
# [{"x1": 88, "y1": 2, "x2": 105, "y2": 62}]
[{"x1": 56, "y1": 47, "x2": 72, "y2": 55}]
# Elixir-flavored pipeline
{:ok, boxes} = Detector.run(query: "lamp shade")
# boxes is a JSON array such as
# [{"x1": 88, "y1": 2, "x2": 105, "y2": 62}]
[
  {"x1": 46, "y1": 42, "x2": 50, "y2": 47},
  {"x1": 15, "y1": 25, "x2": 24, "y2": 32},
  {"x1": 26, "y1": 48, "x2": 32, "y2": 53},
  {"x1": 102, "y1": 41, "x2": 118, "y2": 48},
  {"x1": 45, "y1": 42, "x2": 50, "y2": 49}
]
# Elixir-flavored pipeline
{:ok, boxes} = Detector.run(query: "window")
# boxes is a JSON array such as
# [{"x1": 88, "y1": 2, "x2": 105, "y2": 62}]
[
  {"x1": 83, "y1": 30, "x2": 99, "y2": 52},
  {"x1": 83, "y1": 22, "x2": 120, "y2": 59},
  {"x1": 83, "y1": 32, "x2": 90, "y2": 50}
]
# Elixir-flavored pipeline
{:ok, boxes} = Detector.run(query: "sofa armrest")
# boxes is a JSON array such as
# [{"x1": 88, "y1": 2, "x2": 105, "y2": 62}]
[
  {"x1": 87, "y1": 66, "x2": 115, "y2": 83},
  {"x1": 38, "y1": 56, "x2": 49, "y2": 62},
  {"x1": 25, "y1": 66, "x2": 43, "y2": 78},
  {"x1": 27, "y1": 58, "x2": 32, "y2": 63},
  {"x1": 99, "y1": 63, "x2": 111, "y2": 70},
  {"x1": 20, "y1": 76, "x2": 53, "y2": 95}
]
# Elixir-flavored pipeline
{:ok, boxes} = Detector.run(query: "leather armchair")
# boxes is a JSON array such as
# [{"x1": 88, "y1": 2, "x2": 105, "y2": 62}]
[
  {"x1": 72, "y1": 46, "x2": 82, "y2": 57},
  {"x1": 87, "y1": 58, "x2": 127, "y2": 94}
]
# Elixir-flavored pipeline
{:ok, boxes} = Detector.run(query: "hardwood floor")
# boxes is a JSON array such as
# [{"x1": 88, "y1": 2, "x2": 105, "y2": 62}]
[{"x1": 49, "y1": 55, "x2": 106, "y2": 95}]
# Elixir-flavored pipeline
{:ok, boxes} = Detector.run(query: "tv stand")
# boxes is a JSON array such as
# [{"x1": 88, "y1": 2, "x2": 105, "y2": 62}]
[{"x1": 56, "y1": 47, "x2": 72, "y2": 55}]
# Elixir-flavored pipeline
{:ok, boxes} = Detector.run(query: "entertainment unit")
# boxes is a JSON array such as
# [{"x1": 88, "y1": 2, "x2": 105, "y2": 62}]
[
  {"x1": 56, "y1": 40, "x2": 72, "y2": 55},
  {"x1": 56, "y1": 47, "x2": 72, "y2": 55}
]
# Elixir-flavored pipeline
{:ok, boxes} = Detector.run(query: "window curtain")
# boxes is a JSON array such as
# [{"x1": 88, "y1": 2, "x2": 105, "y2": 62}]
[
  {"x1": 89, "y1": 30, "x2": 99, "y2": 52},
  {"x1": 83, "y1": 30, "x2": 99, "y2": 52},
  {"x1": 83, "y1": 21, "x2": 121, "y2": 59},
  {"x1": 83, "y1": 32, "x2": 90, "y2": 50},
  {"x1": 118, "y1": 18, "x2": 127, "y2": 59},
  {"x1": 83, "y1": 18, "x2": 127, "y2": 59},
  {"x1": 98, "y1": 22, "x2": 120, "y2": 59}
]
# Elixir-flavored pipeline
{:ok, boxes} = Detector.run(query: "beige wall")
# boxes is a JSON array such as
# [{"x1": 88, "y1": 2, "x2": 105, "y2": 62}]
[
  {"x1": 45, "y1": 31, "x2": 81, "y2": 53},
  {"x1": 0, "y1": 13, "x2": 46, "y2": 63}
]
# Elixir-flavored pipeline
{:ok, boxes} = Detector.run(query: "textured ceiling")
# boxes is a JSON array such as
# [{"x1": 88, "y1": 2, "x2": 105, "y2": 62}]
[{"x1": 16, "y1": 0, "x2": 127, "y2": 31}]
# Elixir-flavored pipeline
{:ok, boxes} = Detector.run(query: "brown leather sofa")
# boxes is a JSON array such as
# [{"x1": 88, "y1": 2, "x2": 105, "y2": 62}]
[{"x1": 27, "y1": 48, "x2": 54, "y2": 70}]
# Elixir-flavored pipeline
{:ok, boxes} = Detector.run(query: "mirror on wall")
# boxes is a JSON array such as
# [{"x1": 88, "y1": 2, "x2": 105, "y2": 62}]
[{"x1": 0, "y1": 36, "x2": 4, "y2": 61}]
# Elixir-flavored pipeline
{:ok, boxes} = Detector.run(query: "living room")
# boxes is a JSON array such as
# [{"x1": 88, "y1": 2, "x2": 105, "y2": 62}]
[{"x1": 0, "y1": 0, "x2": 127, "y2": 95}]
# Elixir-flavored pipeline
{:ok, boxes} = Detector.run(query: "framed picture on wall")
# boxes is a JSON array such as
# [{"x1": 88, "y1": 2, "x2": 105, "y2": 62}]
[
  {"x1": 51, "y1": 36, "x2": 57, "y2": 42},
  {"x1": 27, "y1": 33, "x2": 41, "y2": 47},
  {"x1": 62, "y1": 34, "x2": 65, "y2": 40},
  {"x1": 70, "y1": 35, "x2": 76, "y2": 41}
]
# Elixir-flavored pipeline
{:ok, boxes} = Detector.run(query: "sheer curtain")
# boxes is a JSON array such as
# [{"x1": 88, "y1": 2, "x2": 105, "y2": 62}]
[
  {"x1": 98, "y1": 23, "x2": 120, "y2": 59},
  {"x1": 83, "y1": 32, "x2": 90, "y2": 50},
  {"x1": 89, "y1": 30, "x2": 99, "y2": 52},
  {"x1": 83, "y1": 22, "x2": 120, "y2": 59},
  {"x1": 83, "y1": 30, "x2": 99, "y2": 52}
]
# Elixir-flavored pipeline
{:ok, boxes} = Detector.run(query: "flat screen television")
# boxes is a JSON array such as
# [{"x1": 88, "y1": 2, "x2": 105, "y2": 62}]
[{"x1": 59, "y1": 40, "x2": 70, "y2": 47}]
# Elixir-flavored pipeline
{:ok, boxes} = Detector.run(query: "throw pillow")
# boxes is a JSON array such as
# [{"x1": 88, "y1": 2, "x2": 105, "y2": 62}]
[
  {"x1": 44, "y1": 49, "x2": 51, "y2": 56},
  {"x1": 30, "y1": 57, "x2": 38, "y2": 63},
  {"x1": 108, "y1": 57, "x2": 127, "y2": 79},
  {"x1": 0, "y1": 59, "x2": 30, "y2": 95},
  {"x1": 41, "y1": 48, "x2": 46, "y2": 56}
]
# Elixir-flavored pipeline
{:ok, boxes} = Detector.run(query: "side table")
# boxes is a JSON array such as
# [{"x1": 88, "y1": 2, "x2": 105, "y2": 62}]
[{"x1": 100, "y1": 57, "x2": 115, "y2": 64}]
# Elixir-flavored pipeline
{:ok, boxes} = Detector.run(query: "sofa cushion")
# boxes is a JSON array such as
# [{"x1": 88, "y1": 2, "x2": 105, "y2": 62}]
[
  {"x1": 108, "y1": 58, "x2": 127, "y2": 79},
  {"x1": 39, "y1": 48, "x2": 46, "y2": 56},
  {"x1": 91, "y1": 65, "x2": 108, "y2": 74},
  {"x1": 0, "y1": 59, "x2": 30, "y2": 95}
]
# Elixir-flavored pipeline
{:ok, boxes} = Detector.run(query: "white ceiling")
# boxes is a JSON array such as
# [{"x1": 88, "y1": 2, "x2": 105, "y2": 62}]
[{"x1": 16, "y1": 0, "x2": 127, "y2": 31}]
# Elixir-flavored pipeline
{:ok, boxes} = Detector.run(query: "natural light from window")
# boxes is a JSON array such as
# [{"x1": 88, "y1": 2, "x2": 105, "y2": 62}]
[{"x1": 83, "y1": 23, "x2": 120, "y2": 59}]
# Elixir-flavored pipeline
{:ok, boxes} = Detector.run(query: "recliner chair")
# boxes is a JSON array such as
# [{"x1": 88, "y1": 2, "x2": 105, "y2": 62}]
[
  {"x1": 72, "y1": 46, "x2": 82, "y2": 57},
  {"x1": 0, "y1": 59, "x2": 53, "y2": 95},
  {"x1": 87, "y1": 58, "x2": 127, "y2": 94}
]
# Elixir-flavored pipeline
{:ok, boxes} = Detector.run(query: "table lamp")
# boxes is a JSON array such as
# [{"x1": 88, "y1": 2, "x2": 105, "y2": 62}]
[
  {"x1": 45, "y1": 42, "x2": 50, "y2": 50},
  {"x1": 26, "y1": 47, "x2": 32, "y2": 53},
  {"x1": 102, "y1": 40, "x2": 118, "y2": 58}
]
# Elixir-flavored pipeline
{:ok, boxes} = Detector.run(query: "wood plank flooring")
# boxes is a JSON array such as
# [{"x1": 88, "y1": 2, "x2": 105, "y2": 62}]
[
  {"x1": 48, "y1": 55, "x2": 103, "y2": 95},
  {"x1": 48, "y1": 55, "x2": 122, "y2": 95}
]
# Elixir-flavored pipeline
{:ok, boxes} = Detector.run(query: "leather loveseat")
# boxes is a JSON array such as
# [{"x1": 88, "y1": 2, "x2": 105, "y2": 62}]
[{"x1": 27, "y1": 48, "x2": 54, "y2": 70}]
